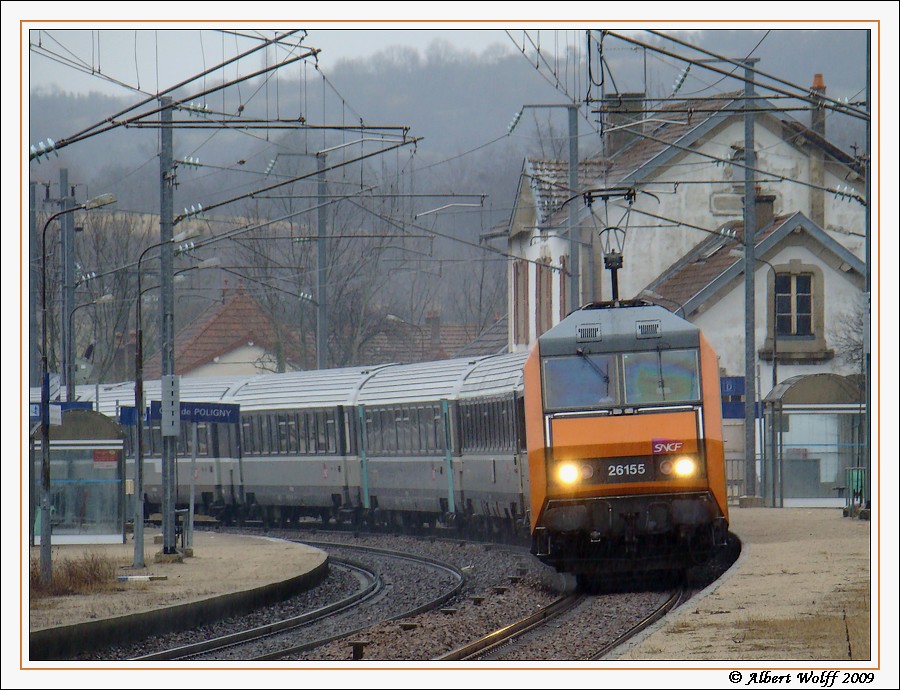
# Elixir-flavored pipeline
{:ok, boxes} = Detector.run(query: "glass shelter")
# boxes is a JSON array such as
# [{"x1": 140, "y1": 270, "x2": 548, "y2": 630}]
[
  {"x1": 761, "y1": 374, "x2": 866, "y2": 509},
  {"x1": 31, "y1": 409, "x2": 126, "y2": 544}
]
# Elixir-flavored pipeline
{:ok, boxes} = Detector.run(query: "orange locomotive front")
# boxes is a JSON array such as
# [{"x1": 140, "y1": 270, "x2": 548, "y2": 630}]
[{"x1": 524, "y1": 301, "x2": 729, "y2": 579}]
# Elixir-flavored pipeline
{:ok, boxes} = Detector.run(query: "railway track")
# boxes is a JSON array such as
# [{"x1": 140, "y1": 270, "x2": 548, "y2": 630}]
[
  {"x1": 130, "y1": 542, "x2": 463, "y2": 662},
  {"x1": 436, "y1": 586, "x2": 688, "y2": 661},
  {"x1": 589, "y1": 586, "x2": 690, "y2": 660},
  {"x1": 434, "y1": 593, "x2": 586, "y2": 660}
]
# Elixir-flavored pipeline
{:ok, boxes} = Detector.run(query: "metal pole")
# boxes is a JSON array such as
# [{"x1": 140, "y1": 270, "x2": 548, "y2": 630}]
[
  {"x1": 133, "y1": 242, "x2": 200, "y2": 564},
  {"x1": 864, "y1": 30, "x2": 871, "y2": 510},
  {"x1": 40, "y1": 211, "x2": 56, "y2": 584},
  {"x1": 29, "y1": 182, "x2": 37, "y2": 548},
  {"x1": 39, "y1": 204, "x2": 80, "y2": 583},
  {"x1": 189, "y1": 422, "x2": 197, "y2": 548},
  {"x1": 61, "y1": 169, "x2": 76, "y2": 402},
  {"x1": 441, "y1": 399, "x2": 456, "y2": 515},
  {"x1": 159, "y1": 96, "x2": 178, "y2": 554},
  {"x1": 133, "y1": 262, "x2": 146, "y2": 568},
  {"x1": 742, "y1": 59, "x2": 759, "y2": 498},
  {"x1": 567, "y1": 105, "x2": 579, "y2": 311},
  {"x1": 316, "y1": 154, "x2": 327, "y2": 369}
]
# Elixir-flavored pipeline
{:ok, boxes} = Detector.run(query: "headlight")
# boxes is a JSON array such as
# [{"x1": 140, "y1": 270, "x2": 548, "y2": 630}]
[
  {"x1": 557, "y1": 462, "x2": 594, "y2": 484},
  {"x1": 673, "y1": 456, "x2": 697, "y2": 477},
  {"x1": 558, "y1": 463, "x2": 580, "y2": 484}
]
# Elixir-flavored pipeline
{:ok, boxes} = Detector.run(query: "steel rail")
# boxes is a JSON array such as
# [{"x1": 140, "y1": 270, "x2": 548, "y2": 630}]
[
  {"x1": 434, "y1": 593, "x2": 585, "y2": 661},
  {"x1": 128, "y1": 558, "x2": 379, "y2": 661}
]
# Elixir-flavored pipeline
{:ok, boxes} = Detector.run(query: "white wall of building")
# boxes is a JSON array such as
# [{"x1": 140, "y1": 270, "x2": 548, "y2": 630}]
[
  {"x1": 612, "y1": 117, "x2": 865, "y2": 301},
  {"x1": 184, "y1": 344, "x2": 284, "y2": 377},
  {"x1": 692, "y1": 242, "x2": 864, "y2": 395}
]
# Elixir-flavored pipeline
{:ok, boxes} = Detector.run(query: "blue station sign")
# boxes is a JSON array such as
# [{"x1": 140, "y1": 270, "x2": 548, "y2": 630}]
[{"x1": 120, "y1": 401, "x2": 240, "y2": 425}]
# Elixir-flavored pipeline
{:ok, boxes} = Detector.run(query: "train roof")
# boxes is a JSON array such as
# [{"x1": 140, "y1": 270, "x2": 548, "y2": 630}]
[
  {"x1": 354, "y1": 353, "x2": 526, "y2": 405},
  {"x1": 225, "y1": 366, "x2": 388, "y2": 411},
  {"x1": 538, "y1": 301, "x2": 701, "y2": 356},
  {"x1": 458, "y1": 351, "x2": 528, "y2": 399},
  {"x1": 34, "y1": 352, "x2": 529, "y2": 418}
]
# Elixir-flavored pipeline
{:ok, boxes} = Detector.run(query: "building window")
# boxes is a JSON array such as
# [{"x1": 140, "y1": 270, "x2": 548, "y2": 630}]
[
  {"x1": 763, "y1": 259, "x2": 832, "y2": 363},
  {"x1": 559, "y1": 255, "x2": 568, "y2": 318},
  {"x1": 513, "y1": 259, "x2": 530, "y2": 345},
  {"x1": 536, "y1": 260, "x2": 553, "y2": 336},
  {"x1": 775, "y1": 272, "x2": 813, "y2": 336}
]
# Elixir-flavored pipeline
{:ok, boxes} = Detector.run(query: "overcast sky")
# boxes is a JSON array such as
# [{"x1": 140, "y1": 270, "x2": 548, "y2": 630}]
[{"x1": 26, "y1": 28, "x2": 519, "y2": 98}]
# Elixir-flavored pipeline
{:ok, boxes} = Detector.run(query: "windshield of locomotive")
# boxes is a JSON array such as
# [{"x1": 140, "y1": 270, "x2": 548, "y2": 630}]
[
  {"x1": 623, "y1": 349, "x2": 700, "y2": 404},
  {"x1": 542, "y1": 353, "x2": 619, "y2": 410}
]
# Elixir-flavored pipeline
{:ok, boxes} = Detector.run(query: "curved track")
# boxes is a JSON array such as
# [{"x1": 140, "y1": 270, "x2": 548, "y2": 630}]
[{"x1": 130, "y1": 542, "x2": 464, "y2": 662}]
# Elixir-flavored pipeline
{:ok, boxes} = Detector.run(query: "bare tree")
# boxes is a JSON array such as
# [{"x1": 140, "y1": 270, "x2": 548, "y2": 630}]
[
  {"x1": 54, "y1": 210, "x2": 156, "y2": 385},
  {"x1": 832, "y1": 295, "x2": 868, "y2": 369}
]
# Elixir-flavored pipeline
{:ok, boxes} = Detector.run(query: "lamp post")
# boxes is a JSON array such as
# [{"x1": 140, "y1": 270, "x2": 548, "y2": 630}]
[
  {"x1": 729, "y1": 249, "x2": 778, "y2": 391},
  {"x1": 39, "y1": 193, "x2": 115, "y2": 584},
  {"x1": 67, "y1": 294, "x2": 114, "y2": 392},
  {"x1": 730, "y1": 248, "x2": 780, "y2": 506},
  {"x1": 132, "y1": 231, "x2": 199, "y2": 568}
]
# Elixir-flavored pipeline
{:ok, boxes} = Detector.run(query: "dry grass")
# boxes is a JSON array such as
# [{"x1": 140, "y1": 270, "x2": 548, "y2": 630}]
[
  {"x1": 29, "y1": 552, "x2": 119, "y2": 600},
  {"x1": 653, "y1": 585, "x2": 871, "y2": 661},
  {"x1": 736, "y1": 586, "x2": 871, "y2": 660}
]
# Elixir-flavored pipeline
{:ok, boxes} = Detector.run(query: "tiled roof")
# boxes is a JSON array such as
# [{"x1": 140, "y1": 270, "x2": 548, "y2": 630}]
[
  {"x1": 603, "y1": 93, "x2": 741, "y2": 183},
  {"x1": 527, "y1": 94, "x2": 742, "y2": 228},
  {"x1": 526, "y1": 159, "x2": 611, "y2": 226},
  {"x1": 360, "y1": 317, "x2": 502, "y2": 364},
  {"x1": 779, "y1": 120, "x2": 864, "y2": 174},
  {"x1": 645, "y1": 216, "x2": 788, "y2": 313},
  {"x1": 143, "y1": 289, "x2": 310, "y2": 378},
  {"x1": 456, "y1": 315, "x2": 509, "y2": 357}
]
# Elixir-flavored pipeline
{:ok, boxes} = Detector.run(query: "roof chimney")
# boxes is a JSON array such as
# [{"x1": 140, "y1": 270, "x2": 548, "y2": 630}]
[
  {"x1": 809, "y1": 74, "x2": 826, "y2": 226},
  {"x1": 810, "y1": 73, "x2": 826, "y2": 137},
  {"x1": 755, "y1": 194, "x2": 776, "y2": 231},
  {"x1": 603, "y1": 92, "x2": 646, "y2": 156},
  {"x1": 425, "y1": 310, "x2": 441, "y2": 347}
]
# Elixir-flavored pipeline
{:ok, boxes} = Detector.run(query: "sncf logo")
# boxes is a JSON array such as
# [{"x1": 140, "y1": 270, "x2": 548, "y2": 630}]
[{"x1": 652, "y1": 438, "x2": 684, "y2": 454}]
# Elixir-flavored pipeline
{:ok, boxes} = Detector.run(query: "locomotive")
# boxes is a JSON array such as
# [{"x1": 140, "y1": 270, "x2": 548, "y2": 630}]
[
  {"x1": 524, "y1": 299, "x2": 729, "y2": 579},
  {"x1": 39, "y1": 298, "x2": 729, "y2": 580}
]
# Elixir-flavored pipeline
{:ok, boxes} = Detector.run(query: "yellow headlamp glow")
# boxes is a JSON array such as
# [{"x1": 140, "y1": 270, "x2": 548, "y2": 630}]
[
  {"x1": 558, "y1": 463, "x2": 580, "y2": 484},
  {"x1": 673, "y1": 456, "x2": 697, "y2": 477}
]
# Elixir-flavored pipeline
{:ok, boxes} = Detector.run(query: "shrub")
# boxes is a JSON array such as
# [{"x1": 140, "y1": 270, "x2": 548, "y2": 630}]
[{"x1": 29, "y1": 552, "x2": 118, "y2": 599}]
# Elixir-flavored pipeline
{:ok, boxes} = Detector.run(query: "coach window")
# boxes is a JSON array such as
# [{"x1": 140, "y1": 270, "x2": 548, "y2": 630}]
[
  {"x1": 258, "y1": 415, "x2": 270, "y2": 454},
  {"x1": 286, "y1": 413, "x2": 299, "y2": 454},
  {"x1": 196, "y1": 423, "x2": 209, "y2": 456},
  {"x1": 623, "y1": 349, "x2": 700, "y2": 405},
  {"x1": 240, "y1": 417, "x2": 254, "y2": 455},
  {"x1": 418, "y1": 404, "x2": 435, "y2": 453},
  {"x1": 542, "y1": 354, "x2": 619, "y2": 410},
  {"x1": 301, "y1": 412, "x2": 310, "y2": 453},
  {"x1": 148, "y1": 421, "x2": 161, "y2": 456},
  {"x1": 403, "y1": 407, "x2": 413, "y2": 453},
  {"x1": 384, "y1": 408, "x2": 399, "y2": 453},
  {"x1": 325, "y1": 412, "x2": 337, "y2": 454},
  {"x1": 310, "y1": 410, "x2": 320, "y2": 453}
]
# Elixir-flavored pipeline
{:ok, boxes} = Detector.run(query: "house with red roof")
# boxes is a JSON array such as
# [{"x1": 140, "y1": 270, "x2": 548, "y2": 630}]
[
  {"x1": 142, "y1": 287, "x2": 312, "y2": 379},
  {"x1": 141, "y1": 291, "x2": 503, "y2": 378}
]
